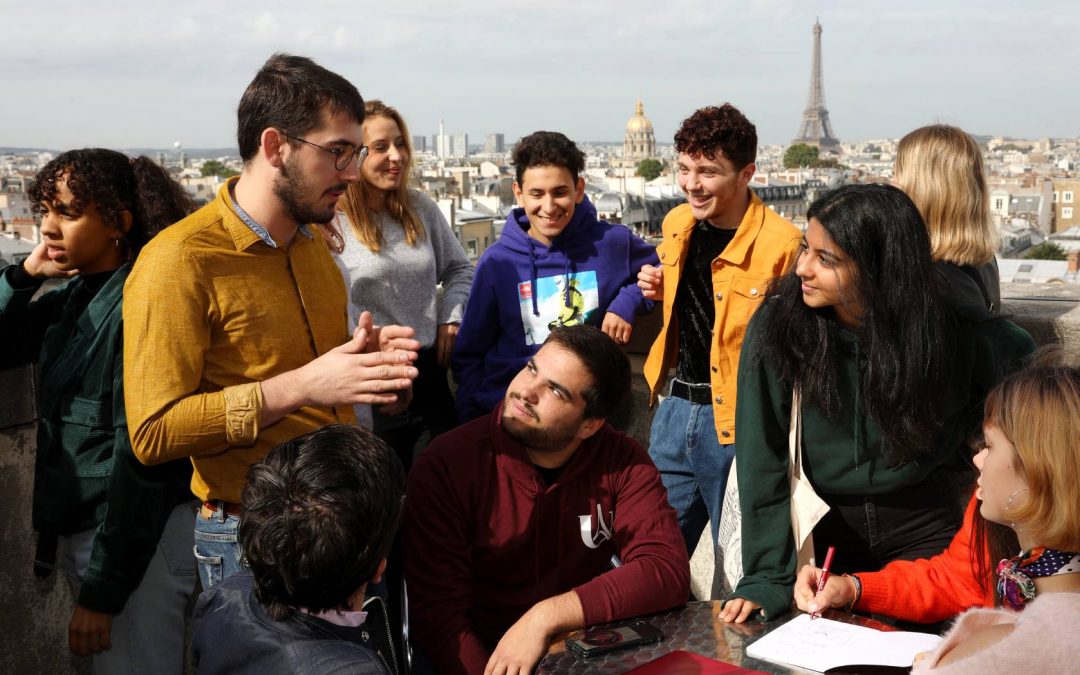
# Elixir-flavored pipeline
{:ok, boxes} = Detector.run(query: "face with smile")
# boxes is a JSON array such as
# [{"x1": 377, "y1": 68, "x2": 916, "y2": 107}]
[
  {"x1": 501, "y1": 342, "x2": 602, "y2": 457},
  {"x1": 973, "y1": 425, "x2": 1030, "y2": 528},
  {"x1": 361, "y1": 115, "x2": 409, "y2": 195},
  {"x1": 512, "y1": 165, "x2": 585, "y2": 247},
  {"x1": 795, "y1": 218, "x2": 863, "y2": 328},
  {"x1": 676, "y1": 151, "x2": 754, "y2": 229},
  {"x1": 38, "y1": 176, "x2": 126, "y2": 275},
  {"x1": 273, "y1": 109, "x2": 363, "y2": 225}
]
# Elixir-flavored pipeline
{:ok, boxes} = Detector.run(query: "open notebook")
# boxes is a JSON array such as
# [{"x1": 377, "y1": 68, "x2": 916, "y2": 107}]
[{"x1": 746, "y1": 614, "x2": 942, "y2": 673}]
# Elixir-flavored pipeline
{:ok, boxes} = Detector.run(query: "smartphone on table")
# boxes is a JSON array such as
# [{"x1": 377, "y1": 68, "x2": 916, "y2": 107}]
[{"x1": 565, "y1": 618, "x2": 664, "y2": 658}]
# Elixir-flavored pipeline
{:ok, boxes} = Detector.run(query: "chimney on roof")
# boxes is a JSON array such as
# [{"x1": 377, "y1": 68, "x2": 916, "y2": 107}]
[{"x1": 1068, "y1": 250, "x2": 1079, "y2": 274}]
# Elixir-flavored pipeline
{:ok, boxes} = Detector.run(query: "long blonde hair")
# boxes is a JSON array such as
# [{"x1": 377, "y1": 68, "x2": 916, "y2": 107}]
[
  {"x1": 983, "y1": 348, "x2": 1080, "y2": 552},
  {"x1": 894, "y1": 125, "x2": 998, "y2": 266},
  {"x1": 330, "y1": 100, "x2": 424, "y2": 253}
]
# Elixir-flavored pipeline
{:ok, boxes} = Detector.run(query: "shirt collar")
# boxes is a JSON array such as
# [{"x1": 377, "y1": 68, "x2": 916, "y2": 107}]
[{"x1": 227, "y1": 181, "x2": 313, "y2": 249}]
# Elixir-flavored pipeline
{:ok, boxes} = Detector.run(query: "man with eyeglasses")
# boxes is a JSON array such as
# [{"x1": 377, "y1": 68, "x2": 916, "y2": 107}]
[{"x1": 123, "y1": 53, "x2": 420, "y2": 591}]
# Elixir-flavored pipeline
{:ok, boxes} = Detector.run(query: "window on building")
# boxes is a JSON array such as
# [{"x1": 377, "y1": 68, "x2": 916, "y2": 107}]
[
  {"x1": 467, "y1": 239, "x2": 478, "y2": 257},
  {"x1": 1064, "y1": 207, "x2": 1074, "y2": 219},
  {"x1": 994, "y1": 198, "x2": 1005, "y2": 210},
  {"x1": 1065, "y1": 191, "x2": 1074, "y2": 203}
]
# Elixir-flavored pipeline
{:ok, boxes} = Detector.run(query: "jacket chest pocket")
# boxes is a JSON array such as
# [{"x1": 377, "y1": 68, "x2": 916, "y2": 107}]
[
  {"x1": 722, "y1": 276, "x2": 769, "y2": 342},
  {"x1": 56, "y1": 395, "x2": 114, "y2": 477},
  {"x1": 656, "y1": 240, "x2": 682, "y2": 306}
]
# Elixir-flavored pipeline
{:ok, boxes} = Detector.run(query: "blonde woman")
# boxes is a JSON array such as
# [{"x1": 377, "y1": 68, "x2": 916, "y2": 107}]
[
  {"x1": 327, "y1": 100, "x2": 473, "y2": 470},
  {"x1": 894, "y1": 125, "x2": 1000, "y2": 313}
]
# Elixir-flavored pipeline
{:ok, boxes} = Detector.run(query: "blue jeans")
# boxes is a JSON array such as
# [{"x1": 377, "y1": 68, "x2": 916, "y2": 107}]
[
  {"x1": 648, "y1": 394, "x2": 735, "y2": 556},
  {"x1": 193, "y1": 505, "x2": 244, "y2": 590},
  {"x1": 59, "y1": 501, "x2": 197, "y2": 675}
]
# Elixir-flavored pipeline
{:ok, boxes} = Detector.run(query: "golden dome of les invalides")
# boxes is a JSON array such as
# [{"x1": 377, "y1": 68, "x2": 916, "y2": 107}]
[{"x1": 624, "y1": 98, "x2": 656, "y2": 160}]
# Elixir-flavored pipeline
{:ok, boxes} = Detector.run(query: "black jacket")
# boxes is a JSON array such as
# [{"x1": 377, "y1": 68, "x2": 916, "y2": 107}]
[{"x1": 192, "y1": 573, "x2": 394, "y2": 675}]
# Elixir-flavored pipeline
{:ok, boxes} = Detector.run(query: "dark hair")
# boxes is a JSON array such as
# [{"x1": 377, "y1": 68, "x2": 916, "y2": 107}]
[
  {"x1": 673, "y1": 104, "x2": 757, "y2": 169},
  {"x1": 29, "y1": 148, "x2": 193, "y2": 259},
  {"x1": 750, "y1": 183, "x2": 950, "y2": 463},
  {"x1": 239, "y1": 424, "x2": 405, "y2": 621},
  {"x1": 237, "y1": 53, "x2": 365, "y2": 162},
  {"x1": 511, "y1": 131, "x2": 586, "y2": 186},
  {"x1": 544, "y1": 325, "x2": 630, "y2": 421},
  {"x1": 971, "y1": 514, "x2": 1021, "y2": 606}
]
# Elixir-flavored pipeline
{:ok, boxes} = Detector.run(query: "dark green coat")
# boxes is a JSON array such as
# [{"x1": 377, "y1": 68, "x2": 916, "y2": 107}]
[
  {"x1": 730, "y1": 300, "x2": 1035, "y2": 620},
  {"x1": 0, "y1": 263, "x2": 191, "y2": 614}
]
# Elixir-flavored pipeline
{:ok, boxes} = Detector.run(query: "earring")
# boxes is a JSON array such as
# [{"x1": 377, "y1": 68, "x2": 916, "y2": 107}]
[
  {"x1": 114, "y1": 238, "x2": 121, "y2": 249},
  {"x1": 1004, "y1": 488, "x2": 1029, "y2": 530}
]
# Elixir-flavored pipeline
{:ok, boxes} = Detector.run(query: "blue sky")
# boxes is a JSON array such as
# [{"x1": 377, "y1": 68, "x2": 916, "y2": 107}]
[{"x1": 3, "y1": 0, "x2": 1077, "y2": 149}]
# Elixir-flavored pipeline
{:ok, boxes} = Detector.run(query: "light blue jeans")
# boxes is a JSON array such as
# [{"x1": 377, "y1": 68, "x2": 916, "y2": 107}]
[
  {"x1": 647, "y1": 394, "x2": 736, "y2": 556},
  {"x1": 193, "y1": 504, "x2": 245, "y2": 590},
  {"x1": 59, "y1": 501, "x2": 197, "y2": 675}
]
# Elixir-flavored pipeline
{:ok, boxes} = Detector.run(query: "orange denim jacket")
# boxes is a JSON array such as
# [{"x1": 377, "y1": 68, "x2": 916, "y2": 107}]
[{"x1": 643, "y1": 192, "x2": 801, "y2": 444}]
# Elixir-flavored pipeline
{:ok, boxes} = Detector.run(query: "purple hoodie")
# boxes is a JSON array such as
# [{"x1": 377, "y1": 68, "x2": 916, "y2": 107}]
[{"x1": 451, "y1": 196, "x2": 658, "y2": 421}]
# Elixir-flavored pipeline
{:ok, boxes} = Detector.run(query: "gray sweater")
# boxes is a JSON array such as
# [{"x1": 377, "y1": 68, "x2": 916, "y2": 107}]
[{"x1": 333, "y1": 189, "x2": 473, "y2": 349}]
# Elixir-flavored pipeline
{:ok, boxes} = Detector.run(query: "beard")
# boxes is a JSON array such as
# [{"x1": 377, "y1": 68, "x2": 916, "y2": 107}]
[
  {"x1": 501, "y1": 395, "x2": 581, "y2": 452},
  {"x1": 272, "y1": 156, "x2": 344, "y2": 226}
]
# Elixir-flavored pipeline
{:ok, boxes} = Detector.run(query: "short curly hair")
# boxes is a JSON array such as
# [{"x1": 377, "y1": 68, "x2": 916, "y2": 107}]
[
  {"x1": 673, "y1": 104, "x2": 757, "y2": 169},
  {"x1": 511, "y1": 131, "x2": 586, "y2": 186},
  {"x1": 29, "y1": 148, "x2": 193, "y2": 258}
]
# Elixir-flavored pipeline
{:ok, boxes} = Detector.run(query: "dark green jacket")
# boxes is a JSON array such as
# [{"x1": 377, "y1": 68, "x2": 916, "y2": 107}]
[
  {"x1": 0, "y1": 263, "x2": 191, "y2": 614},
  {"x1": 730, "y1": 301, "x2": 1035, "y2": 620}
]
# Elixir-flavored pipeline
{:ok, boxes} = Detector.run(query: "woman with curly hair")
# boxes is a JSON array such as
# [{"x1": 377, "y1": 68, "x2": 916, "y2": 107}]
[
  {"x1": 0, "y1": 149, "x2": 195, "y2": 673},
  {"x1": 719, "y1": 184, "x2": 1034, "y2": 624},
  {"x1": 323, "y1": 100, "x2": 473, "y2": 468}
]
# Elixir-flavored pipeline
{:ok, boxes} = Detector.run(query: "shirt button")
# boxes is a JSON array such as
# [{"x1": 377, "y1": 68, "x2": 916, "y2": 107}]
[
  {"x1": 750, "y1": 288, "x2": 759, "y2": 296},
  {"x1": 715, "y1": 396, "x2": 723, "y2": 405},
  {"x1": 660, "y1": 251, "x2": 666, "y2": 259},
  {"x1": 721, "y1": 430, "x2": 731, "y2": 438},
  {"x1": 716, "y1": 292, "x2": 723, "y2": 301}
]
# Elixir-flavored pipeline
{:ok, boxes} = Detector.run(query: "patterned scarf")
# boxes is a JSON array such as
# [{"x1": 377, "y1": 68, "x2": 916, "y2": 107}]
[{"x1": 996, "y1": 547, "x2": 1080, "y2": 610}]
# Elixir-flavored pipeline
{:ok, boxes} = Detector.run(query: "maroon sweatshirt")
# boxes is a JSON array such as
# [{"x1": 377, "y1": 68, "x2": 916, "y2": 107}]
[{"x1": 405, "y1": 407, "x2": 690, "y2": 675}]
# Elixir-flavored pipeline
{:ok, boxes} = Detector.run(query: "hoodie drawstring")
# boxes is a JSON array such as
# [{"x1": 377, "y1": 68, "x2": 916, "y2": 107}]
[{"x1": 528, "y1": 238, "x2": 540, "y2": 316}]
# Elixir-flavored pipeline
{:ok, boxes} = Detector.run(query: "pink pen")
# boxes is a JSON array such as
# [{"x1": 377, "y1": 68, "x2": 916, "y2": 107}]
[{"x1": 811, "y1": 546, "x2": 836, "y2": 619}]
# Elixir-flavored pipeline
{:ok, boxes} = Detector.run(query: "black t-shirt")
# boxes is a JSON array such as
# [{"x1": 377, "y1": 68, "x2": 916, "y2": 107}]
[{"x1": 673, "y1": 221, "x2": 737, "y2": 385}]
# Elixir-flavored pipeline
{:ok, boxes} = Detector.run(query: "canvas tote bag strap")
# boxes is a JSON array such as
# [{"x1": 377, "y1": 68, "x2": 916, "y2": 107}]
[{"x1": 789, "y1": 388, "x2": 830, "y2": 568}]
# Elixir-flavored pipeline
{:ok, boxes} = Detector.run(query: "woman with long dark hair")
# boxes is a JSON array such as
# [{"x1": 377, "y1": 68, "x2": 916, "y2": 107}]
[
  {"x1": 719, "y1": 184, "x2": 1034, "y2": 623},
  {"x1": 0, "y1": 149, "x2": 195, "y2": 673}
]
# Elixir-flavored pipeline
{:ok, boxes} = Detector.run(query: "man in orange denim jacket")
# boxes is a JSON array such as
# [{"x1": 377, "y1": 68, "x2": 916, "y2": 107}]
[{"x1": 639, "y1": 104, "x2": 801, "y2": 567}]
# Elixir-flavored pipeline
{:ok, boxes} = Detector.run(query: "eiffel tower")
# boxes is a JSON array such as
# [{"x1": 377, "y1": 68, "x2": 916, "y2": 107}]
[{"x1": 793, "y1": 19, "x2": 840, "y2": 154}]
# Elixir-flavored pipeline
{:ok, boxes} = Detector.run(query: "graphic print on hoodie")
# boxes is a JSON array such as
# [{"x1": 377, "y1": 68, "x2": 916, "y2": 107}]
[{"x1": 451, "y1": 196, "x2": 659, "y2": 422}]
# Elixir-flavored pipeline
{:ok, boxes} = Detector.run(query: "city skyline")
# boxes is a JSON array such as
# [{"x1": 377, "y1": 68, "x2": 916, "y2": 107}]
[{"x1": 3, "y1": 0, "x2": 1078, "y2": 150}]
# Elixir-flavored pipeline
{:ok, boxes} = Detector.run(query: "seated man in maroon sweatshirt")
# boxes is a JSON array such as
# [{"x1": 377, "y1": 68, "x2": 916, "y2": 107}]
[{"x1": 405, "y1": 325, "x2": 690, "y2": 675}]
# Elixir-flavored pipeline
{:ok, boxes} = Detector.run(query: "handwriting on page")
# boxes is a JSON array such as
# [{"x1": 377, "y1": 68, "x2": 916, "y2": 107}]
[{"x1": 746, "y1": 615, "x2": 941, "y2": 673}]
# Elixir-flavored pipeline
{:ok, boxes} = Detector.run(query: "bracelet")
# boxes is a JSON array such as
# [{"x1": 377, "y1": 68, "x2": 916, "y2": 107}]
[{"x1": 842, "y1": 573, "x2": 862, "y2": 612}]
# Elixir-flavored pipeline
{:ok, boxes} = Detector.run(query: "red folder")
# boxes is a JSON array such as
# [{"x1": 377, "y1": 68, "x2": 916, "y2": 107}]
[{"x1": 624, "y1": 650, "x2": 769, "y2": 674}]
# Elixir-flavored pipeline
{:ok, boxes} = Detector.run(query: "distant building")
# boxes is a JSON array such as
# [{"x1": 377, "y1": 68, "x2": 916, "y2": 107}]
[
  {"x1": 451, "y1": 133, "x2": 469, "y2": 158},
  {"x1": 623, "y1": 99, "x2": 656, "y2": 160},
  {"x1": 483, "y1": 133, "x2": 505, "y2": 155},
  {"x1": 434, "y1": 119, "x2": 451, "y2": 159},
  {"x1": 792, "y1": 20, "x2": 841, "y2": 155},
  {"x1": 412, "y1": 135, "x2": 427, "y2": 153},
  {"x1": 1052, "y1": 179, "x2": 1080, "y2": 233}
]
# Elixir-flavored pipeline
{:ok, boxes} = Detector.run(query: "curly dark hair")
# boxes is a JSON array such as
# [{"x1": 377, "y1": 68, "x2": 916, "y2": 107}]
[
  {"x1": 239, "y1": 424, "x2": 405, "y2": 621},
  {"x1": 29, "y1": 148, "x2": 193, "y2": 259},
  {"x1": 673, "y1": 104, "x2": 757, "y2": 169},
  {"x1": 511, "y1": 131, "x2": 586, "y2": 185}
]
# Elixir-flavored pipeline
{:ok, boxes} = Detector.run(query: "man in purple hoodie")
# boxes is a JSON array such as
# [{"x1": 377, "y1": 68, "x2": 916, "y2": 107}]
[{"x1": 451, "y1": 131, "x2": 659, "y2": 422}]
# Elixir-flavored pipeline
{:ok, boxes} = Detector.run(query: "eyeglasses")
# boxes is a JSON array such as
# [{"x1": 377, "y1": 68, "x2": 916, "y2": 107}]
[{"x1": 282, "y1": 133, "x2": 368, "y2": 171}]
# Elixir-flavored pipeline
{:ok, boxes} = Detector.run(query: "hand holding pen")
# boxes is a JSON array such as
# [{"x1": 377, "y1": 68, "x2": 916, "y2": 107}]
[{"x1": 809, "y1": 546, "x2": 836, "y2": 619}]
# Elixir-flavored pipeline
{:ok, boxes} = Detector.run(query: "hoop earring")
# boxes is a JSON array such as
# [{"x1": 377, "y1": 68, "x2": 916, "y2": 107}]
[{"x1": 1004, "y1": 487, "x2": 1029, "y2": 530}]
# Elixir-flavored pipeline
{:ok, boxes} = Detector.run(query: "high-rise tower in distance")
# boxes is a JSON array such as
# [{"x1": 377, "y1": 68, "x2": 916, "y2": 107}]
[{"x1": 793, "y1": 20, "x2": 840, "y2": 154}]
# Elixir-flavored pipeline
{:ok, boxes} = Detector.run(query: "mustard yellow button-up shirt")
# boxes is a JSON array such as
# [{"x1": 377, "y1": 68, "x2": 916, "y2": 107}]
[{"x1": 123, "y1": 179, "x2": 354, "y2": 502}]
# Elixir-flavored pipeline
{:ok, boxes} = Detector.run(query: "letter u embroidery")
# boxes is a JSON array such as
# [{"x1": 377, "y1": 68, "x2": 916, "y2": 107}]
[{"x1": 579, "y1": 504, "x2": 614, "y2": 549}]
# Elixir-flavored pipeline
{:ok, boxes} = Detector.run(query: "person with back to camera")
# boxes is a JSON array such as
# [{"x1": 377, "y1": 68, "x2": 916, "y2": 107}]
[
  {"x1": 894, "y1": 124, "x2": 1001, "y2": 314},
  {"x1": 451, "y1": 131, "x2": 658, "y2": 423},
  {"x1": 0, "y1": 149, "x2": 196, "y2": 673},
  {"x1": 719, "y1": 184, "x2": 1035, "y2": 624},
  {"x1": 323, "y1": 100, "x2": 473, "y2": 468},
  {"x1": 192, "y1": 423, "x2": 405, "y2": 674}
]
